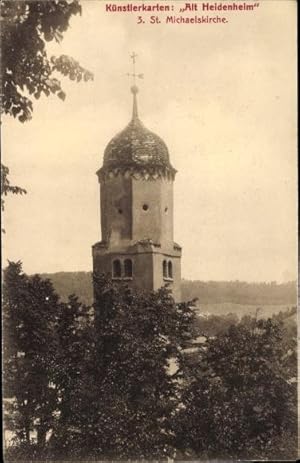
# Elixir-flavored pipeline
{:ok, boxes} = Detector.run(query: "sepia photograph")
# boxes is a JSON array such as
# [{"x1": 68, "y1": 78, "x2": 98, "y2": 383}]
[{"x1": 1, "y1": 0, "x2": 298, "y2": 461}]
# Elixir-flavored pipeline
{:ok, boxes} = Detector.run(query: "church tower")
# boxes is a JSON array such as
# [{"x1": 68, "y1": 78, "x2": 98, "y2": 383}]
[{"x1": 92, "y1": 61, "x2": 182, "y2": 301}]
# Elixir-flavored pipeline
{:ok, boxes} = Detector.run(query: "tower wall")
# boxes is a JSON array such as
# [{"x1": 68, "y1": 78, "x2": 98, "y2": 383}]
[
  {"x1": 100, "y1": 174, "x2": 132, "y2": 245},
  {"x1": 93, "y1": 249, "x2": 154, "y2": 293},
  {"x1": 92, "y1": 242, "x2": 181, "y2": 300},
  {"x1": 132, "y1": 176, "x2": 174, "y2": 245},
  {"x1": 152, "y1": 252, "x2": 181, "y2": 301},
  {"x1": 94, "y1": 171, "x2": 181, "y2": 301}
]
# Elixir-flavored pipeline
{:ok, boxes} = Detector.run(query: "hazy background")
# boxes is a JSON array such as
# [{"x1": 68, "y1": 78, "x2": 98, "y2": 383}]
[{"x1": 2, "y1": 0, "x2": 297, "y2": 282}]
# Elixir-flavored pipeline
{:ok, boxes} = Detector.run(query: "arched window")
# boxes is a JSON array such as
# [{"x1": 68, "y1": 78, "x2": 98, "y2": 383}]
[
  {"x1": 112, "y1": 259, "x2": 121, "y2": 278},
  {"x1": 168, "y1": 261, "x2": 173, "y2": 279},
  {"x1": 124, "y1": 259, "x2": 133, "y2": 278},
  {"x1": 163, "y1": 260, "x2": 168, "y2": 278}
]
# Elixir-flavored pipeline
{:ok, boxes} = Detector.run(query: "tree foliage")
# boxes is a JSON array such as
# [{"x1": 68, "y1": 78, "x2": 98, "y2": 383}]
[
  {"x1": 1, "y1": 0, "x2": 93, "y2": 122},
  {"x1": 1, "y1": 1, "x2": 93, "y2": 212},
  {"x1": 47, "y1": 294, "x2": 92, "y2": 457},
  {"x1": 49, "y1": 274, "x2": 196, "y2": 459},
  {"x1": 1, "y1": 163, "x2": 27, "y2": 228},
  {"x1": 1, "y1": 164, "x2": 27, "y2": 208},
  {"x1": 3, "y1": 261, "x2": 60, "y2": 448},
  {"x1": 175, "y1": 318, "x2": 297, "y2": 460},
  {"x1": 3, "y1": 263, "x2": 297, "y2": 460},
  {"x1": 3, "y1": 261, "x2": 92, "y2": 457}
]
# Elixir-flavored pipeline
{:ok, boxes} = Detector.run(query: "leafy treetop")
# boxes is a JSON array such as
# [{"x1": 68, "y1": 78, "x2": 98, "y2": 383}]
[
  {"x1": 1, "y1": 0, "x2": 93, "y2": 122},
  {"x1": 1, "y1": 1, "x2": 93, "y2": 217}
]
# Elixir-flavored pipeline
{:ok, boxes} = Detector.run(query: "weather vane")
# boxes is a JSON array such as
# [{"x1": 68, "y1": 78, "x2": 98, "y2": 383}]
[{"x1": 127, "y1": 52, "x2": 144, "y2": 87}]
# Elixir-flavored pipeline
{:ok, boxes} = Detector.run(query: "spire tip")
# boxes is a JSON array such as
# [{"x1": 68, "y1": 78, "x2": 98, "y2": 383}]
[{"x1": 131, "y1": 85, "x2": 139, "y2": 95}]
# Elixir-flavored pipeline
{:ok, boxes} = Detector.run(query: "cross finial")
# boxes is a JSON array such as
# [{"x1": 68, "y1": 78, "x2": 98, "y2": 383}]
[
  {"x1": 131, "y1": 51, "x2": 138, "y2": 66},
  {"x1": 127, "y1": 51, "x2": 144, "y2": 88},
  {"x1": 127, "y1": 52, "x2": 143, "y2": 121}
]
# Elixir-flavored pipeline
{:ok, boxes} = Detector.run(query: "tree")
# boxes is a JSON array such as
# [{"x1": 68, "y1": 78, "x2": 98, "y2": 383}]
[
  {"x1": 3, "y1": 261, "x2": 60, "y2": 451},
  {"x1": 51, "y1": 274, "x2": 196, "y2": 460},
  {"x1": 1, "y1": 0, "x2": 93, "y2": 209},
  {"x1": 175, "y1": 317, "x2": 297, "y2": 460},
  {"x1": 5, "y1": 263, "x2": 296, "y2": 460},
  {"x1": 1, "y1": 164, "x2": 27, "y2": 227},
  {"x1": 194, "y1": 312, "x2": 239, "y2": 337},
  {"x1": 3, "y1": 262, "x2": 94, "y2": 460},
  {"x1": 48, "y1": 294, "x2": 93, "y2": 458},
  {"x1": 1, "y1": 0, "x2": 93, "y2": 122}
]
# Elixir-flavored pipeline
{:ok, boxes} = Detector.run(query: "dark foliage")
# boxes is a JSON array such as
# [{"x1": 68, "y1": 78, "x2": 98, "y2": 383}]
[
  {"x1": 194, "y1": 312, "x2": 239, "y2": 337},
  {"x1": 1, "y1": 164, "x2": 27, "y2": 209},
  {"x1": 1, "y1": 0, "x2": 93, "y2": 122},
  {"x1": 3, "y1": 263, "x2": 297, "y2": 460},
  {"x1": 1, "y1": 163, "x2": 27, "y2": 229},
  {"x1": 1, "y1": 1, "x2": 93, "y2": 211},
  {"x1": 47, "y1": 294, "x2": 93, "y2": 457},
  {"x1": 53, "y1": 273, "x2": 196, "y2": 459},
  {"x1": 3, "y1": 261, "x2": 60, "y2": 447},
  {"x1": 4, "y1": 265, "x2": 196, "y2": 459},
  {"x1": 175, "y1": 318, "x2": 297, "y2": 460}
]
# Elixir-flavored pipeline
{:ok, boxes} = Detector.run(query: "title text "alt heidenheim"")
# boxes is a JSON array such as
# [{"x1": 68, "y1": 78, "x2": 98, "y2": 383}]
[{"x1": 181, "y1": 3, "x2": 259, "y2": 12}]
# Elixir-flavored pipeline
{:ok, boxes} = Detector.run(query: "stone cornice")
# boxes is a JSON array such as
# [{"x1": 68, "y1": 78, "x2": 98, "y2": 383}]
[{"x1": 96, "y1": 164, "x2": 177, "y2": 183}]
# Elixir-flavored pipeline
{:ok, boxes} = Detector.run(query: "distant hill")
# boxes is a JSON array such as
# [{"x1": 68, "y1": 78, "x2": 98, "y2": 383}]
[
  {"x1": 39, "y1": 271, "x2": 297, "y2": 307},
  {"x1": 40, "y1": 272, "x2": 94, "y2": 305},
  {"x1": 181, "y1": 279, "x2": 297, "y2": 305}
]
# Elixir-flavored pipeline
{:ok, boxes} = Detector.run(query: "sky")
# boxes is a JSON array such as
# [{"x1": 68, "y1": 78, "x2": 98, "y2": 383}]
[{"x1": 2, "y1": 0, "x2": 297, "y2": 282}]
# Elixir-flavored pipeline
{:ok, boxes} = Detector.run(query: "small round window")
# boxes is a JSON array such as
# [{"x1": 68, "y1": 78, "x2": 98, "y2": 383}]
[{"x1": 142, "y1": 204, "x2": 149, "y2": 211}]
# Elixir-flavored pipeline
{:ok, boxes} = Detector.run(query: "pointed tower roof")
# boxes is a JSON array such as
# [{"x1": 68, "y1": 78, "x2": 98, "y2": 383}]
[
  {"x1": 102, "y1": 85, "x2": 175, "y2": 175},
  {"x1": 131, "y1": 84, "x2": 139, "y2": 120}
]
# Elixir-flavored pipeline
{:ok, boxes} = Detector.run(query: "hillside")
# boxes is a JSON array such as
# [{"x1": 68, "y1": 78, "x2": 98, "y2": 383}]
[
  {"x1": 39, "y1": 271, "x2": 297, "y2": 307},
  {"x1": 181, "y1": 279, "x2": 297, "y2": 305}
]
